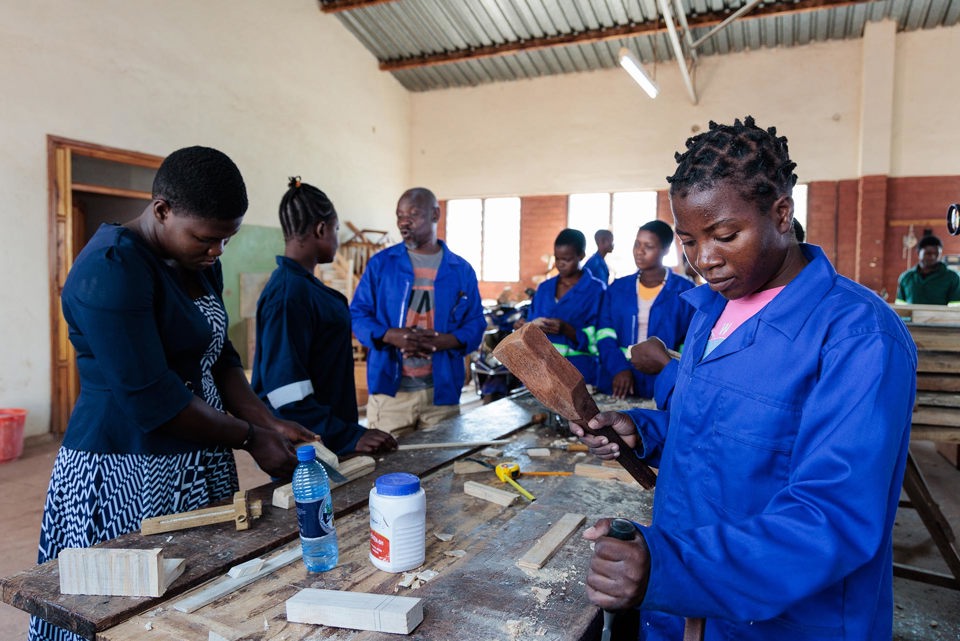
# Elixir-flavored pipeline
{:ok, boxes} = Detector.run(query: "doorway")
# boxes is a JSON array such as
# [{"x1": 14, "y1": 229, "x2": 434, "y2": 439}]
[{"x1": 48, "y1": 136, "x2": 163, "y2": 435}]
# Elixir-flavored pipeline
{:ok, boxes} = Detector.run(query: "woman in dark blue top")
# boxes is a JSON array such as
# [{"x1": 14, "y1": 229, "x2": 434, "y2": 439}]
[
  {"x1": 252, "y1": 178, "x2": 396, "y2": 455},
  {"x1": 31, "y1": 147, "x2": 315, "y2": 641}
]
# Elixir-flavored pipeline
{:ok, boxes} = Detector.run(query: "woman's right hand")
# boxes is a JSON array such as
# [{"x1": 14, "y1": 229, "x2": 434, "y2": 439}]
[
  {"x1": 247, "y1": 424, "x2": 301, "y2": 479},
  {"x1": 568, "y1": 411, "x2": 639, "y2": 459}
]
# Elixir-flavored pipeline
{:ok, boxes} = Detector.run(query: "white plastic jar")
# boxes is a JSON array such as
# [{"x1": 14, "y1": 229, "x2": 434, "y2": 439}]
[{"x1": 369, "y1": 472, "x2": 426, "y2": 573}]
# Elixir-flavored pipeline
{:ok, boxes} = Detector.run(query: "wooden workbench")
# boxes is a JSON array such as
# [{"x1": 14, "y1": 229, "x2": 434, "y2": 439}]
[{"x1": 1, "y1": 393, "x2": 655, "y2": 640}]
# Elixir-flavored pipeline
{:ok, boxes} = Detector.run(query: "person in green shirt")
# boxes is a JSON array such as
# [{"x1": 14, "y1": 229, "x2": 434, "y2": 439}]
[{"x1": 896, "y1": 235, "x2": 960, "y2": 305}]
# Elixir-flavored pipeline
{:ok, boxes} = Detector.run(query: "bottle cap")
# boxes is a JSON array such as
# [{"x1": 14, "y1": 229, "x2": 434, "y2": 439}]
[
  {"x1": 375, "y1": 472, "x2": 421, "y2": 496},
  {"x1": 296, "y1": 445, "x2": 317, "y2": 462}
]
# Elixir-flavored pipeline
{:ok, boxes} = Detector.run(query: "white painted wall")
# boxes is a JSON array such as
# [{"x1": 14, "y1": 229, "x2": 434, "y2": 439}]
[
  {"x1": 0, "y1": 0, "x2": 410, "y2": 437},
  {"x1": 892, "y1": 26, "x2": 960, "y2": 177},
  {"x1": 411, "y1": 24, "x2": 960, "y2": 199}
]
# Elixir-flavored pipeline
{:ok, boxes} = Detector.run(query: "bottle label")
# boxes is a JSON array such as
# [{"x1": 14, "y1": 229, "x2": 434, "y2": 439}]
[
  {"x1": 370, "y1": 528, "x2": 390, "y2": 562},
  {"x1": 295, "y1": 494, "x2": 334, "y2": 539}
]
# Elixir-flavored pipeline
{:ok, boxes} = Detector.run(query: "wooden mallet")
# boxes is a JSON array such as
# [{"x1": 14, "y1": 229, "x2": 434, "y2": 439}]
[{"x1": 493, "y1": 324, "x2": 657, "y2": 489}]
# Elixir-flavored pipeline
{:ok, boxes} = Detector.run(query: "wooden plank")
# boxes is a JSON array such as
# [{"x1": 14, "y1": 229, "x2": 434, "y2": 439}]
[
  {"x1": 59, "y1": 548, "x2": 183, "y2": 598},
  {"x1": 908, "y1": 326, "x2": 960, "y2": 351},
  {"x1": 516, "y1": 513, "x2": 587, "y2": 570},
  {"x1": 911, "y1": 425, "x2": 960, "y2": 443},
  {"x1": 916, "y1": 392, "x2": 960, "y2": 408},
  {"x1": 272, "y1": 456, "x2": 376, "y2": 509},
  {"x1": 1, "y1": 396, "x2": 544, "y2": 639},
  {"x1": 285, "y1": 588, "x2": 423, "y2": 634},
  {"x1": 464, "y1": 480, "x2": 519, "y2": 506},
  {"x1": 917, "y1": 374, "x2": 960, "y2": 392},
  {"x1": 917, "y1": 353, "x2": 960, "y2": 374},
  {"x1": 913, "y1": 407, "x2": 960, "y2": 427},
  {"x1": 396, "y1": 439, "x2": 512, "y2": 451},
  {"x1": 894, "y1": 304, "x2": 960, "y2": 327},
  {"x1": 574, "y1": 463, "x2": 638, "y2": 484},
  {"x1": 171, "y1": 542, "x2": 302, "y2": 614}
]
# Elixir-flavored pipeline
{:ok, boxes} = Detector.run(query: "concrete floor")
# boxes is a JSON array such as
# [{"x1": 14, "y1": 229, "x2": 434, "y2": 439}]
[{"x1": 1, "y1": 433, "x2": 957, "y2": 640}]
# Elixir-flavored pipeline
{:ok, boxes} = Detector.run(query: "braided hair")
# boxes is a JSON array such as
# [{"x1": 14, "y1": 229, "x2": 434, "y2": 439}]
[
  {"x1": 667, "y1": 116, "x2": 798, "y2": 214},
  {"x1": 278, "y1": 176, "x2": 337, "y2": 241}
]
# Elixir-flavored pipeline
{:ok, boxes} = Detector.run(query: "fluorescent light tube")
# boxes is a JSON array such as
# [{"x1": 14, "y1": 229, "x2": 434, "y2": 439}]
[{"x1": 618, "y1": 47, "x2": 659, "y2": 99}]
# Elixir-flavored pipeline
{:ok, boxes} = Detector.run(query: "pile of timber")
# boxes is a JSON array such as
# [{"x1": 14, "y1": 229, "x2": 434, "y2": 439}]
[{"x1": 892, "y1": 304, "x2": 960, "y2": 443}]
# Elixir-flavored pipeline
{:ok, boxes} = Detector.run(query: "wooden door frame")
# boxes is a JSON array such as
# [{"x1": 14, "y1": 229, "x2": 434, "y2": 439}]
[{"x1": 47, "y1": 135, "x2": 163, "y2": 435}]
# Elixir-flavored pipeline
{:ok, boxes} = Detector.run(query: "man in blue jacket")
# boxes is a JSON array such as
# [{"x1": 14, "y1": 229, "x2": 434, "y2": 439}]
[
  {"x1": 350, "y1": 188, "x2": 486, "y2": 435},
  {"x1": 582, "y1": 229, "x2": 613, "y2": 286}
]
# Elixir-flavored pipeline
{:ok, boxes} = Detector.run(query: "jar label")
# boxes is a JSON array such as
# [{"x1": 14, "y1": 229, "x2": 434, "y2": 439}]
[
  {"x1": 296, "y1": 495, "x2": 334, "y2": 539},
  {"x1": 370, "y1": 529, "x2": 390, "y2": 562}
]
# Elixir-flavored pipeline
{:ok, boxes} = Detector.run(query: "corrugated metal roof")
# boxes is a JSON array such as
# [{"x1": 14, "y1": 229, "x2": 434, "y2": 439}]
[{"x1": 321, "y1": 0, "x2": 960, "y2": 91}]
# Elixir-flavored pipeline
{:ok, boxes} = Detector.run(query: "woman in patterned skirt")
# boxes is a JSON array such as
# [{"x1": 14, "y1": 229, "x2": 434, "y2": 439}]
[{"x1": 30, "y1": 146, "x2": 316, "y2": 641}]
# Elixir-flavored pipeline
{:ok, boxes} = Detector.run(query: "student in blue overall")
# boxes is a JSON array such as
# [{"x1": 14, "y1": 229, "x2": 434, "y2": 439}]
[
  {"x1": 516, "y1": 228, "x2": 606, "y2": 386},
  {"x1": 349, "y1": 187, "x2": 486, "y2": 435},
  {"x1": 583, "y1": 229, "x2": 614, "y2": 286},
  {"x1": 252, "y1": 178, "x2": 397, "y2": 455},
  {"x1": 596, "y1": 220, "x2": 695, "y2": 399},
  {"x1": 31, "y1": 148, "x2": 315, "y2": 641},
  {"x1": 572, "y1": 117, "x2": 917, "y2": 641}
]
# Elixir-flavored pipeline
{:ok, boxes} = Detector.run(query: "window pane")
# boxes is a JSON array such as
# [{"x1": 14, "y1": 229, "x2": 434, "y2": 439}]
[
  {"x1": 482, "y1": 197, "x2": 520, "y2": 281},
  {"x1": 71, "y1": 155, "x2": 156, "y2": 193},
  {"x1": 793, "y1": 184, "x2": 808, "y2": 240},
  {"x1": 445, "y1": 199, "x2": 482, "y2": 272},
  {"x1": 610, "y1": 191, "x2": 676, "y2": 276},
  {"x1": 568, "y1": 193, "x2": 611, "y2": 258}
]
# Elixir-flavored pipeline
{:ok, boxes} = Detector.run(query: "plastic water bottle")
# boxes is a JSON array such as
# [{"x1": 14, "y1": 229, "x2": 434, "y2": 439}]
[{"x1": 292, "y1": 445, "x2": 338, "y2": 572}]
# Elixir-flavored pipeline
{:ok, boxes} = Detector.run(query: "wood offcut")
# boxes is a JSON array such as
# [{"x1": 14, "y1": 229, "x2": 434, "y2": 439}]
[
  {"x1": 517, "y1": 513, "x2": 587, "y2": 570},
  {"x1": 58, "y1": 548, "x2": 184, "y2": 598}
]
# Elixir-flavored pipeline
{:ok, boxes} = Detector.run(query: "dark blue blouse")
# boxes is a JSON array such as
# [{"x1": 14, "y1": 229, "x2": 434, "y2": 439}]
[{"x1": 61, "y1": 224, "x2": 242, "y2": 454}]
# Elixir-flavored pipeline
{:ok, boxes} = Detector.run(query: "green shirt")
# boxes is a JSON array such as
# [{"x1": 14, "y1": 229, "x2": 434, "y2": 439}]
[{"x1": 896, "y1": 262, "x2": 960, "y2": 305}]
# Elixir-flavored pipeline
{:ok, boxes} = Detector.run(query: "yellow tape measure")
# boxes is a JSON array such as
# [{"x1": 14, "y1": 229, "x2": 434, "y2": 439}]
[{"x1": 495, "y1": 463, "x2": 535, "y2": 501}]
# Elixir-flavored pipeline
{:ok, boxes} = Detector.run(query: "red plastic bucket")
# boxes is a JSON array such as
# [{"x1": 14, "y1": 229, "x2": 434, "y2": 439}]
[{"x1": 0, "y1": 409, "x2": 27, "y2": 463}]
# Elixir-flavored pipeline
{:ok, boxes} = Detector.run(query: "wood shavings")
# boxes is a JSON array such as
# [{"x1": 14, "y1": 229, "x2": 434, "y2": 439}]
[
  {"x1": 395, "y1": 569, "x2": 438, "y2": 590},
  {"x1": 443, "y1": 549, "x2": 466, "y2": 557},
  {"x1": 531, "y1": 586, "x2": 552, "y2": 604},
  {"x1": 144, "y1": 621, "x2": 153, "y2": 631},
  {"x1": 434, "y1": 531, "x2": 454, "y2": 542}
]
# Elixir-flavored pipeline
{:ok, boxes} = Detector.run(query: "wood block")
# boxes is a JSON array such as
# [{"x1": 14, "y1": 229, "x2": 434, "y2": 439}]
[
  {"x1": 285, "y1": 588, "x2": 424, "y2": 635},
  {"x1": 464, "y1": 480, "x2": 518, "y2": 506},
  {"x1": 526, "y1": 448, "x2": 551, "y2": 457},
  {"x1": 516, "y1": 513, "x2": 587, "y2": 570},
  {"x1": 273, "y1": 455, "x2": 376, "y2": 509},
  {"x1": 59, "y1": 548, "x2": 184, "y2": 598},
  {"x1": 574, "y1": 463, "x2": 637, "y2": 484}
]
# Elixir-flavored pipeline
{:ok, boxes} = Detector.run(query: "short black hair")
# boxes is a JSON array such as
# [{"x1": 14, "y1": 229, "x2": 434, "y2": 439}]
[
  {"x1": 667, "y1": 116, "x2": 797, "y2": 214},
  {"x1": 918, "y1": 234, "x2": 943, "y2": 250},
  {"x1": 555, "y1": 228, "x2": 586, "y2": 255},
  {"x1": 152, "y1": 146, "x2": 248, "y2": 220},
  {"x1": 279, "y1": 176, "x2": 337, "y2": 241},
  {"x1": 595, "y1": 229, "x2": 613, "y2": 242},
  {"x1": 638, "y1": 220, "x2": 674, "y2": 250}
]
